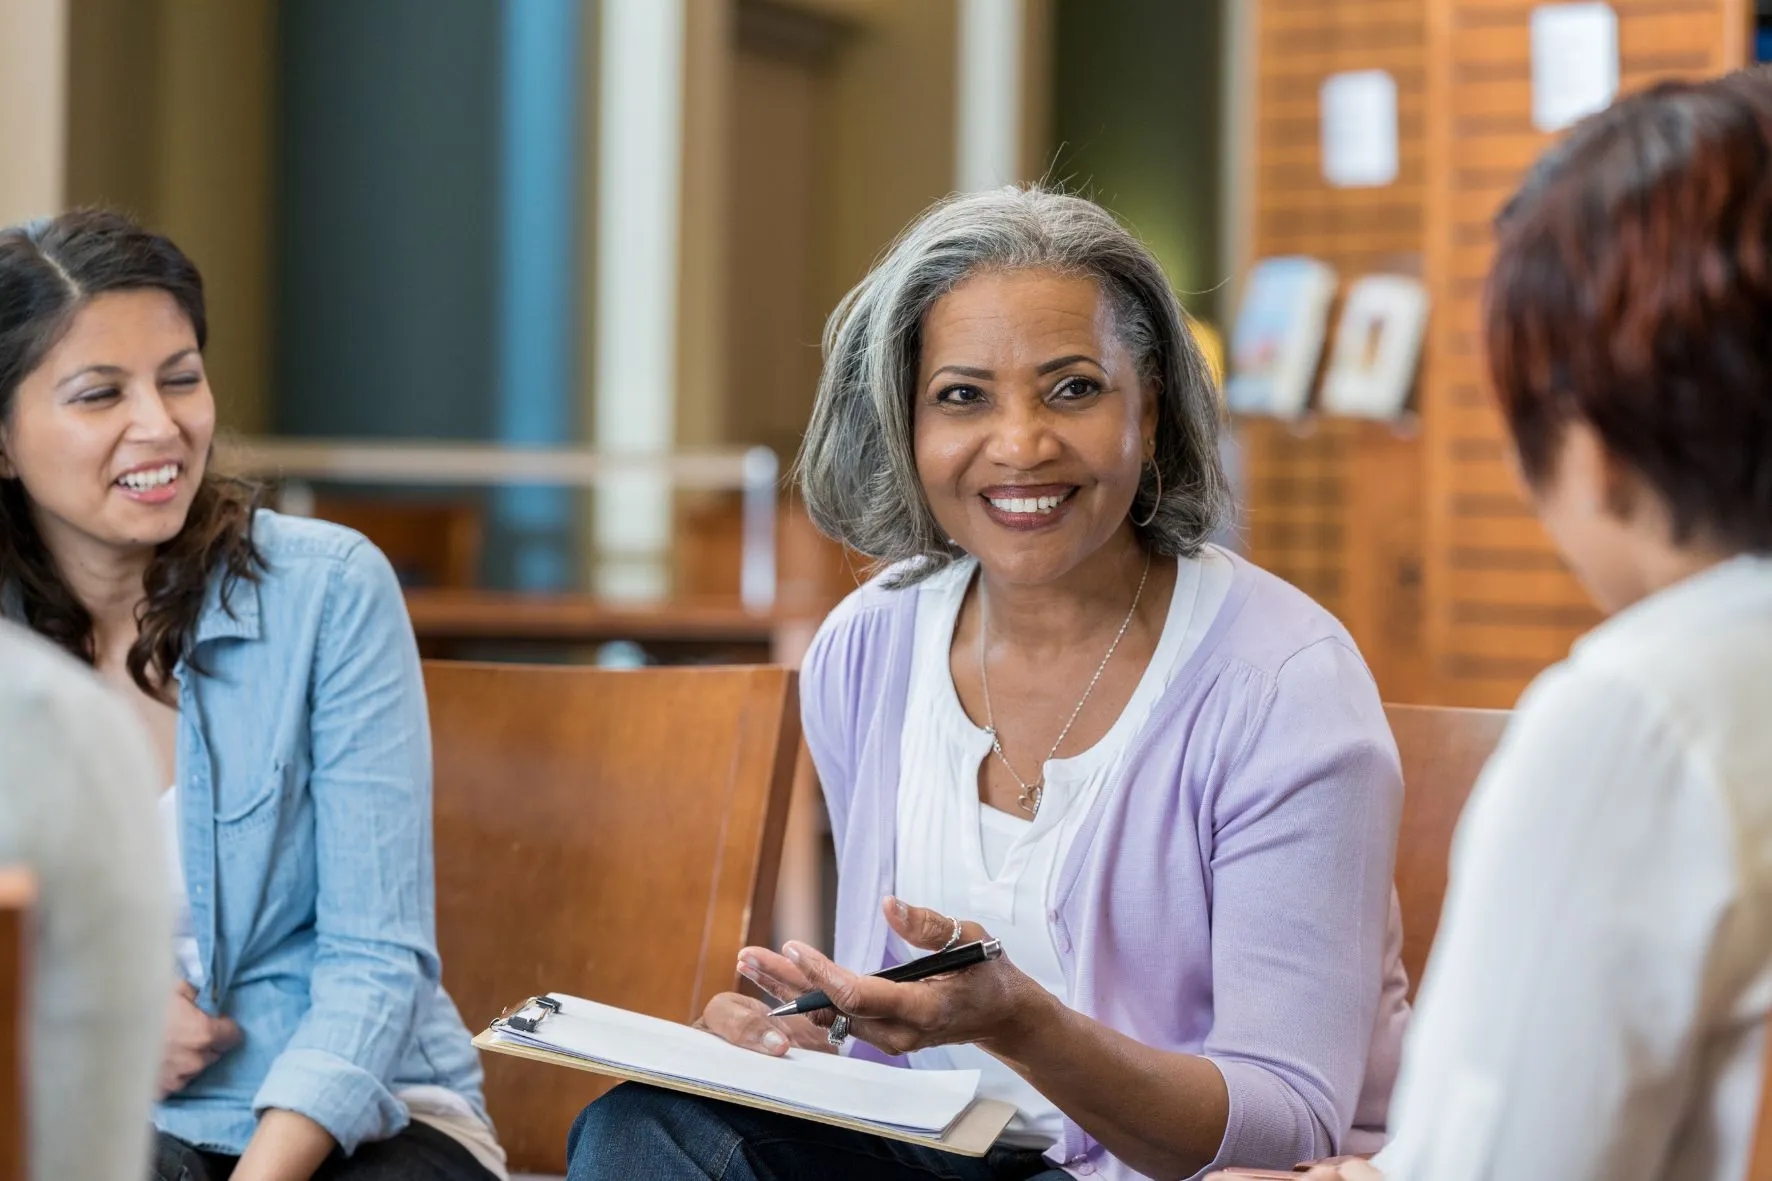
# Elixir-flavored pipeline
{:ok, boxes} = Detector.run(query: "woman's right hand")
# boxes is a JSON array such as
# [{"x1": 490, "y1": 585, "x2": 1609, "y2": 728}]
[
  {"x1": 159, "y1": 980, "x2": 243, "y2": 1098},
  {"x1": 691, "y1": 948, "x2": 834, "y2": 1056},
  {"x1": 692, "y1": 992, "x2": 831, "y2": 1057}
]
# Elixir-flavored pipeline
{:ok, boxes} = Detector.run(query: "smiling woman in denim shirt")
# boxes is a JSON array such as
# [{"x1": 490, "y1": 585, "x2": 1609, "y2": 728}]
[{"x1": 0, "y1": 210, "x2": 504, "y2": 1181}]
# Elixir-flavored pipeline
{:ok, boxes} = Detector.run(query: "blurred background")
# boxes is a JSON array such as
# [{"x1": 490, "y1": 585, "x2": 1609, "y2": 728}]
[{"x1": 2, "y1": 0, "x2": 1768, "y2": 937}]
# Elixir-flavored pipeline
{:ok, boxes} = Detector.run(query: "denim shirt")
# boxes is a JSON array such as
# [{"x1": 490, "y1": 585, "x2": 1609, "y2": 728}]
[{"x1": 134, "y1": 510, "x2": 485, "y2": 1154}]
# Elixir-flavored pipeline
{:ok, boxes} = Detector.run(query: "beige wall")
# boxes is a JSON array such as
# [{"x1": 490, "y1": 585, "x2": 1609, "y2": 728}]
[
  {"x1": 689, "y1": 0, "x2": 964, "y2": 459},
  {"x1": 677, "y1": 0, "x2": 736, "y2": 451},
  {"x1": 726, "y1": 9, "x2": 834, "y2": 461},
  {"x1": 0, "y1": 0, "x2": 68, "y2": 226},
  {"x1": 675, "y1": 0, "x2": 967, "y2": 459},
  {"x1": 812, "y1": 0, "x2": 958, "y2": 318},
  {"x1": 1020, "y1": 0, "x2": 1055, "y2": 183},
  {"x1": 65, "y1": 0, "x2": 276, "y2": 434}
]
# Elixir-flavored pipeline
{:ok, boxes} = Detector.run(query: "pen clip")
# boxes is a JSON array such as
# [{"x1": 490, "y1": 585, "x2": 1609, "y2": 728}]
[{"x1": 497, "y1": 994, "x2": 562, "y2": 1033}]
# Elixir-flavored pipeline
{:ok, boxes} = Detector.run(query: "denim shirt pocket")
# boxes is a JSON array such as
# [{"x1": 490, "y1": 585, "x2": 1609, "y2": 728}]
[
  {"x1": 210, "y1": 759, "x2": 311, "y2": 998},
  {"x1": 214, "y1": 759, "x2": 289, "y2": 831}
]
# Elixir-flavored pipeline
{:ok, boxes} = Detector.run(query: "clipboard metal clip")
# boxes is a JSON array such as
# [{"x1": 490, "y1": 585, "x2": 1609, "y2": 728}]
[{"x1": 497, "y1": 994, "x2": 562, "y2": 1034}]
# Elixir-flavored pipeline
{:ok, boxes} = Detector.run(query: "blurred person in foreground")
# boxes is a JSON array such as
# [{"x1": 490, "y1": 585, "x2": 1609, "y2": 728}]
[
  {"x1": 0, "y1": 210, "x2": 504, "y2": 1181},
  {"x1": 1235, "y1": 67, "x2": 1772, "y2": 1181},
  {"x1": 566, "y1": 187, "x2": 1409, "y2": 1180},
  {"x1": 0, "y1": 619, "x2": 168, "y2": 1179}
]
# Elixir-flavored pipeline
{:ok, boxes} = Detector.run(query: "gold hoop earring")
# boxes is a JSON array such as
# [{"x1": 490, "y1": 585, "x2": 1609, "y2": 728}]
[{"x1": 1131, "y1": 461, "x2": 1162, "y2": 528}]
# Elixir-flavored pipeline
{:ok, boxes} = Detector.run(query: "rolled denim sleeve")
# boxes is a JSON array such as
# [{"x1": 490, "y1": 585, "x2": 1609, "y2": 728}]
[{"x1": 251, "y1": 539, "x2": 437, "y2": 1153}]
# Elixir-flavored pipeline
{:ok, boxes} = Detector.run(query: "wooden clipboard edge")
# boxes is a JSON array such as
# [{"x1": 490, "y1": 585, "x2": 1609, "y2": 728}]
[{"x1": 472, "y1": 1029, "x2": 1015, "y2": 1157}]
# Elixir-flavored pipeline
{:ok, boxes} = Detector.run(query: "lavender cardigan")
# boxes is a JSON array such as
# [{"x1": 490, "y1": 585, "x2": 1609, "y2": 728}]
[{"x1": 802, "y1": 551, "x2": 1409, "y2": 1179}]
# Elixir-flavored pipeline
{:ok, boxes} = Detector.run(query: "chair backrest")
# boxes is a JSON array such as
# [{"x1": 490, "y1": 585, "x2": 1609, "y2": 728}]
[
  {"x1": 311, "y1": 496, "x2": 484, "y2": 589},
  {"x1": 676, "y1": 492, "x2": 865, "y2": 611},
  {"x1": 1385, "y1": 703, "x2": 1510, "y2": 1000},
  {"x1": 1751, "y1": 1016, "x2": 1772, "y2": 1180},
  {"x1": 0, "y1": 868, "x2": 34, "y2": 1181},
  {"x1": 426, "y1": 662, "x2": 800, "y2": 1174}
]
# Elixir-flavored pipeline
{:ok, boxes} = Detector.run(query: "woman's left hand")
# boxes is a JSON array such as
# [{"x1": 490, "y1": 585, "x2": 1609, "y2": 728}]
[
  {"x1": 1204, "y1": 1161, "x2": 1382, "y2": 1181},
  {"x1": 1298, "y1": 1161, "x2": 1384, "y2": 1181},
  {"x1": 737, "y1": 896, "x2": 1047, "y2": 1058}
]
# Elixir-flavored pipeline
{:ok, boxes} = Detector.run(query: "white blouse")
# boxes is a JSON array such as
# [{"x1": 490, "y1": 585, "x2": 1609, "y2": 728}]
[
  {"x1": 892, "y1": 549, "x2": 1231, "y2": 1149},
  {"x1": 1376, "y1": 556, "x2": 1772, "y2": 1181},
  {"x1": 159, "y1": 787, "x2": 205, "y2": 987}
]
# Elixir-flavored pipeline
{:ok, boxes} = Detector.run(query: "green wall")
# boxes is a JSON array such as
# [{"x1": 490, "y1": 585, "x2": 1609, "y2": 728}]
[
  {"x1": 273, "y1": 0, "x2": 503, "y2": 442},
  {"x1": 1049, "y1": 0, "x2": 1223, "y2": 324}
]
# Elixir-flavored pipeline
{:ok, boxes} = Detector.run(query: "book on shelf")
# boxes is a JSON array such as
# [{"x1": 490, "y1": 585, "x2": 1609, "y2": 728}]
[
  {"x1": 1318, "y1": 274, "x2": 1429, "y2": 420},
  {"x1": 1225, "y1": 256, "x2": 1338, "y2": 418}
]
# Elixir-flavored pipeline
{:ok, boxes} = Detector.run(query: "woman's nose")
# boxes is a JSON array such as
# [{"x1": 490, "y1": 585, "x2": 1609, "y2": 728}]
[
  {"x1": 987, "y1": 397, "x2": 1061, "y2": 467},
  {"x1": 125, "y1": 387, "x2": 179, "y2": 440}
]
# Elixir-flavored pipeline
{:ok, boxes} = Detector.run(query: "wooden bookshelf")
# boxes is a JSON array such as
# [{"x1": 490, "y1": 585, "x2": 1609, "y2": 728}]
[
  {"x1": 1244, "y1": 0, "x2": 1752, "y2": 706},
  {"x1": 1242, "y1": 0, "x2": 1432, "y2": 702},
  {"x1": 1418, "y1": 0, "x2": 1753, "y2": 707}
]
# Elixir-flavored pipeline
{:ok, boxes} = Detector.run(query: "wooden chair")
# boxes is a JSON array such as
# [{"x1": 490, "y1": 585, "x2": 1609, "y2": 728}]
[
  {"x1": 0, "y1": 868, "x2": 35, "y2": 1181},
  {"x1": 1386, "y1": 703, "x2": 1511, "y2": 1000},
  {"x1": 425, "y1": 662, "x2": 800, "y2": 1175},
  {"x1": 310, "y1": 496, "x2": 484, "y2": 589},
  {"x1": 675, "y1": 491, "x2": 865, "y2": 611}
]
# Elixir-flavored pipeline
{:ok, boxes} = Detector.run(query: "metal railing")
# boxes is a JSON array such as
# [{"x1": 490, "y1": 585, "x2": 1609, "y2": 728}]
[{"x1": 219, "y1": 438, "x2": 780, "y2": 610}]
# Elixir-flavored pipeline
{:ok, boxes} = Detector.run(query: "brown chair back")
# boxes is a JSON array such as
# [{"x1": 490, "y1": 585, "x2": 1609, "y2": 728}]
[
  {"x1": 426, "y1": 662, "x2": 800, "y2": 1174},
  {"x1": 675, "y1": 492, "x2": 865, "y2": 612},
  {"x1": 1751, "y1": 1015, "x2": 1772, "y2": 1180},
  {"x1": 0, "y1": 868, "x2": 34, "y2": 1181},
  {"x1": 311, "y1": 496, "x2": 484, "y2": 589},
  {"x1": 1386, "y1": 703, "x2": 1511, "y2": 1001}
]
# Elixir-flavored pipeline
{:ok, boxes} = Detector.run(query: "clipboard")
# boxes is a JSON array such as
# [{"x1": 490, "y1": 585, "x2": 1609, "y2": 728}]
[{"x1": 474, "y1": 995, "x2": 1018, "y2": 1157}]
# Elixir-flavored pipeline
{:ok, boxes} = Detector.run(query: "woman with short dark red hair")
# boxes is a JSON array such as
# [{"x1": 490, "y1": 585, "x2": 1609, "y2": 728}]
[{"x1": 1245, "y1": 67, "x2": 1772, "y2": 1181}]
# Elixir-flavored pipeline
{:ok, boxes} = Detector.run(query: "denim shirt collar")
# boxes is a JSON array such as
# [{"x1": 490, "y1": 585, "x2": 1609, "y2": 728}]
[{"x1": 192, "y1": 566, "x2": 263, "y2": 648}]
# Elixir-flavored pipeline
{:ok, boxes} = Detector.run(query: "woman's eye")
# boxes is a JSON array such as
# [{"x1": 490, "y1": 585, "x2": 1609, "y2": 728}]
[
  {"x1": 934, "y1": 384, "x2": 984, "y2": 406},
  {"x1": 164, "y1": 373, "x2": 203, "y2": 390},
  {"x1": 1053, "y1": 376, "x2": 1101, "y2": 401},
  {"x1": 71, "y1": 386, "x2": 120, "y2": 405}
]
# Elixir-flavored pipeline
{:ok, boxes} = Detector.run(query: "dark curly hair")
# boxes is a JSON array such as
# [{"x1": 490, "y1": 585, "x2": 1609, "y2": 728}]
[
  {"x1": 0, "y1": 208, "x2": 263, "y2": 701},
  {"x1": 1487, "y1": 67, "x2": 1772, "y2": 554}
]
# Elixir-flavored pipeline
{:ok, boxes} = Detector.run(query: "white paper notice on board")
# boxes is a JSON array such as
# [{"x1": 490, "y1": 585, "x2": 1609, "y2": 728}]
[
  {"x1": 1531, "y1": 3, "x2": 1620, "y2": 132},
  {"x1": 1321, "y1": 69, "x2": 1399, "y2": 188}
]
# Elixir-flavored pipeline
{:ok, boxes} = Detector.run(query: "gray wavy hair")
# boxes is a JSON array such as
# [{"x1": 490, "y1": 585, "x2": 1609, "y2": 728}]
[{"x1": 796, "y1": 185, "x2": 1230, "y2": 586}]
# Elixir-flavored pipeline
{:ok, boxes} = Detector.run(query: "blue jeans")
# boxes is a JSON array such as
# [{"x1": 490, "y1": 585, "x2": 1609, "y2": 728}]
[{"x1": 566, "y1": 1083, "x2": 1072, "y2": 1181}]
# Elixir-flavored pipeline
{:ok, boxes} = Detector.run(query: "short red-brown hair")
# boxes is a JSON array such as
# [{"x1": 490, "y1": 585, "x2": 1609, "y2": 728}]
[{"x1": 1485, "y1": 67, "x2": 1772, "y2": 553}]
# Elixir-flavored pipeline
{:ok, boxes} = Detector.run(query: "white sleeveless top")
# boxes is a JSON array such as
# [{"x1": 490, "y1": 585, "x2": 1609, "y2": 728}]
[{"x1": 892, "y1": 549, "x2": 1231, "y2": 1148}]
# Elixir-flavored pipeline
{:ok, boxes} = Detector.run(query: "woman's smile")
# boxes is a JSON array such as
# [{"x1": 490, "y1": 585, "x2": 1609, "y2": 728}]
[
  {"x1": 978, "y1": 484, "x2": 1079, "y2": 531},
  {"x1": 113, "y1": 459, "x2": 187, "y2": 506}
]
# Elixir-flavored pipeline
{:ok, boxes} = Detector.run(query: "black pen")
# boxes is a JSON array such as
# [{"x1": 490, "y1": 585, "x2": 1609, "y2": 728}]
[{"x1": 766, "y1": 939, "x2": 1003, "y2": 1017}]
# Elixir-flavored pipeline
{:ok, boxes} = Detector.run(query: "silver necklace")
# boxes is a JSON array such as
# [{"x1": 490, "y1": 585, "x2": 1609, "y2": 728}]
[{"x1": 979, "y1": 550, "x2": 1152, "y2": 818}]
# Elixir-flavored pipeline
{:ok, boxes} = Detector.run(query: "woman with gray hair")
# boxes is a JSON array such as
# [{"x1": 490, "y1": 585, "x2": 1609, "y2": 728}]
[{"x1": 566, "y1": 187, "x2": 1407, "y2": 1181}]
